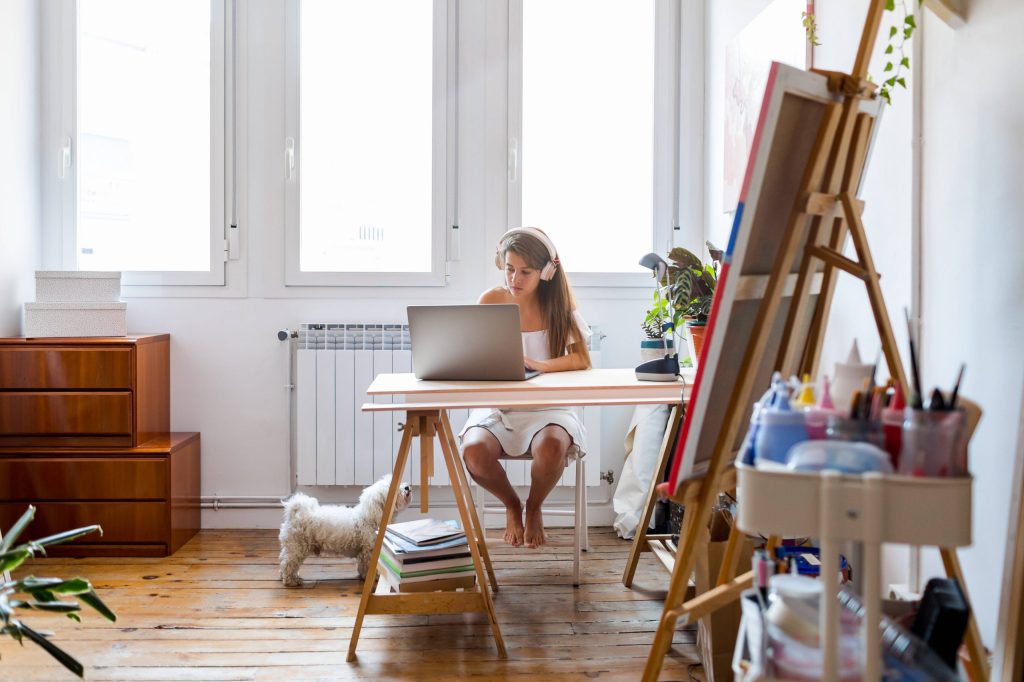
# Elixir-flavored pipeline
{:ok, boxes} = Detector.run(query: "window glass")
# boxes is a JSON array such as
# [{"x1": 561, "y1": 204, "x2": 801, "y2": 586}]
[{"x1": 521, "y1": 0, "x2": 654, "y2": 273}]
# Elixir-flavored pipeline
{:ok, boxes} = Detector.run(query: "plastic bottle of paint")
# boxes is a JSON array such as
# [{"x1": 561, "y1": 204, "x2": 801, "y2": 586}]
[
  {"x1": 739, "y1": 373, "x2": 784, "y2": 465},
  {"x1": 882, "y1": 382, "x2": 906, "y2": 470},
  {"x1": 754, "y1": 389, "x2": 810, "y2": 464},
  {"x1": 804, "y1": 375, "x2": 843, "y2": 440}
]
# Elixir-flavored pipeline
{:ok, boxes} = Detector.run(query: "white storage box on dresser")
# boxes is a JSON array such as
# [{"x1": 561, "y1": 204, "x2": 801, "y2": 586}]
[
  {"x1": 24, "y1": 271, "x2": 126, "y2": 338},
  {"x1": 35, "y1": 271, "x2": 122, "y2": 302}
]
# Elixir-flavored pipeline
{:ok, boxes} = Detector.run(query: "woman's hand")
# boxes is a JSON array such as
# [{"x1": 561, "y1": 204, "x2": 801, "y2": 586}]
[
  {"x1": 525, "y1": 349, "x2": 589, "y2": 373},
  {"x1": 524, "y1": 357, "x2": 550, "y2": 373}
]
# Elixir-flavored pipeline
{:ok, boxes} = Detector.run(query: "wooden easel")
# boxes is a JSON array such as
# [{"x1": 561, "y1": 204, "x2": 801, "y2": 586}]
[
  {"x1": 641, "y1": 3, "x2": 990, "y2": 680},
  {"x1": 346, "y1": 409, "x2": 505, "y2": 662},
  {"x1": 622, "y1": 404, "x2": 684, "y2": 587}
]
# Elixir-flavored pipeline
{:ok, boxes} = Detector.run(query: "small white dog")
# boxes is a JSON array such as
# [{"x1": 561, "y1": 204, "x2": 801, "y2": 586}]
[{"x1": 279, "y1": 474, "x2": 412, "y2": 586}]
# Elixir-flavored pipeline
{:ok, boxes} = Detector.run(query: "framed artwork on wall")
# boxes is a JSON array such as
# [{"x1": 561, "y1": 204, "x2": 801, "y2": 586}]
[{"x1": 723, "y1": 0, "x2": 814, "y2": 213}]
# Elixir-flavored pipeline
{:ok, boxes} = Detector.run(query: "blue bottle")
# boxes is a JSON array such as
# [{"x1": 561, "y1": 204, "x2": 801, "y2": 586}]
[{"x1": 754, "y1": 389, "x2": 810, "y2": 465}]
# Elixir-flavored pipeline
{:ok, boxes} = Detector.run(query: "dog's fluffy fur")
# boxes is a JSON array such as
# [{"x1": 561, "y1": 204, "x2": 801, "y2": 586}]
[{"x1": 279, "y1": 474, "x2": 411, "y2": 586}]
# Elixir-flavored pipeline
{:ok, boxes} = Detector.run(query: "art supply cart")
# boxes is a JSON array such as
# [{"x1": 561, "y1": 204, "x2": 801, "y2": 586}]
[{"x1": 733, "y1": 464, "x2": 973, "y2": 681}]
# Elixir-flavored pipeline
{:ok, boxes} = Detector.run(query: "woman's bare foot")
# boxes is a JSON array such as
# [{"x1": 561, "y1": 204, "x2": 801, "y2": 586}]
[
  {"x1": 504, "y1": 502, "x2": 525, "y2": 546},
  {"x1": 524, "y1": 506, "x2": 546, "y2": 548}
]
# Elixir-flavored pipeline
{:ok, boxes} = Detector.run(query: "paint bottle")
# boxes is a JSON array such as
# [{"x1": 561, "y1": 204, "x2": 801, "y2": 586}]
[
  {"x1": 754, "y1": 389, "x2": 810, "y2": 465},
  {"x1": 805, "y1": 375, "x2": 843, "y2": 440},
  {"x1": 831, "y1": 340, "x2": 874, "y2": 415},
  {"x1": 740, "y1": 372, "x2": 783, "y2": 465},
  {"x1": 882, "y1": 382, "x2": 906, "y2": 470}
]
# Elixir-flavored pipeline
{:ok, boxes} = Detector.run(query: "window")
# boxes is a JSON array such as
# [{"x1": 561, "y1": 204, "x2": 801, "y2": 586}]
[
  {"x1": 508, "y1": 0, "x2": 679, "y2": 284},
  {"x1": 50, "y1": 0, "x2": 230, "y2": 286},
  {"x1": 284, "y1": 0, "x2": 454, "y2": 286}
]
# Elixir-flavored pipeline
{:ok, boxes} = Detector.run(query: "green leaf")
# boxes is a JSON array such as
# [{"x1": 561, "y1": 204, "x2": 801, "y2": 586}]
[
  {"x1": 897, "y1": 77, "x2": 907, "y2": 88},
  {"x1": 16, "y1": 577, "x2": 63, "y2": 592},
  {"x1": 0, "y1": 506, "x2": 36, "y2": 553},
  {"x1": 30, "y1": 590, "x2": 57, "y2": 603},
  {"x1": 79, "y1": 590, "x2": 116, "y2": 623},
  {"x1": 906, "y1": 14, "x2": 916, "y2": 28},
  {"x1": 885, "y1": 0, "x2": 895, "y2": 9},
  {"x1": 28, "y1": 525, "x2": 101, "y2": 550},
  {"x1": 0, "y1": 549, "x2": 30, "y2": 574},
  {"x1": 66, "y1": 613, "x2": 81, "y2": 623},
  {"x1": 884, "y1": 62, "x2": 893, "y2": 72},
  {"x1": 900, "y1": 56, "x2": 910, "y2": 68},
  {"x1": 15, "y1": 621, "x2": 84, "y2": 678},
  {"x1": 886, "y1": 77, "x2": 897, "y2": 86},
  {"x1": 3, "y1": 623, "x2": 24, "y2": 645},
  {"x1": 904, "y1": 27, "x2": 913, "y2": 39},
  {"x1": 26, "y1": 601, "x2": 82, "y2": 614},
  {"x1": 889, "y1": 25, "x2": 898, "y2": 38},
  {"x1": 885, "y1": 44, "x2": 894, "y2": 54}
]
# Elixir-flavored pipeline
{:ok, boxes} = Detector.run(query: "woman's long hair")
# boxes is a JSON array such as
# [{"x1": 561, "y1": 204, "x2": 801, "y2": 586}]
[{"x1": 498, "y1": 230, "x2": 592, "y2": 368}]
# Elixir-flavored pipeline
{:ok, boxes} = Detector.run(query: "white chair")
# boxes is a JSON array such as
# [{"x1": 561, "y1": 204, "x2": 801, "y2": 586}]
[{"x1": 475, "y1": 454, "x2": 589, "y2": 586}]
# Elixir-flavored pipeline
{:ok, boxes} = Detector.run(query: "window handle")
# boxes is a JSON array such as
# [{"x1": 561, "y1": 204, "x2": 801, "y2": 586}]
[
  {"x1": 507, "y1": 137, "x2": 519, "y2": 183},
  {"x1": 59, "y1": 136, "x2": 72, "y2": 179},
  {"x1": 285, "y1": 137, "x2": 295, "y2": 181}
]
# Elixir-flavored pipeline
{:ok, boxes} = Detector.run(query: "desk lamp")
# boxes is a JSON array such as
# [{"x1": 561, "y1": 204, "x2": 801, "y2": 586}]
[{"x1": 636, "y1": 253, "x2": 681, "y2": 381}]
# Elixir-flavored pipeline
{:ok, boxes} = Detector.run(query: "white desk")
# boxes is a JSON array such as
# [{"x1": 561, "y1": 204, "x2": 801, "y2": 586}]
[{"x1": 347, "y1": 368, "x2": 690, "y2": 661}]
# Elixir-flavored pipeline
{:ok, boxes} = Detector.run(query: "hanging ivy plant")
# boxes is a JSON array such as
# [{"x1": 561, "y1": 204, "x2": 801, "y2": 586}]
[
  {"x1": 803, "y1": 0, "x2": 924, "y2": 105},
  {"x1": 878, "y1": 0, "x2": 924, "y2": 104}
]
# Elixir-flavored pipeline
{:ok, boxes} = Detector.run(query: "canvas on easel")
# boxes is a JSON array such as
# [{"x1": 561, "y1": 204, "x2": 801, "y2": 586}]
[{"x1": 667, "y1": 63, "x2": 883, "y2": 491}]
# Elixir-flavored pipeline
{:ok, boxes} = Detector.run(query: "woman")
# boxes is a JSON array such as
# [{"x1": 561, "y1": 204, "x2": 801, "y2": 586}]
[{"x1": 460, "y1": 227, "x2": 592, "y2": 548}]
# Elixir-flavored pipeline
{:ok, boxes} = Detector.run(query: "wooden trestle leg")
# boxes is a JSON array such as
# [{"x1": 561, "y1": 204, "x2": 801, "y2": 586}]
[{"x1": 347, "y1": 410, "x2": 506, "y2": 662}]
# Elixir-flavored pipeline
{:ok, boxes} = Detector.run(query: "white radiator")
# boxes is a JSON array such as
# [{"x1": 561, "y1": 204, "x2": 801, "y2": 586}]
[{"x1": 294, "y1": 323, "x2": 602, "y2": 489}]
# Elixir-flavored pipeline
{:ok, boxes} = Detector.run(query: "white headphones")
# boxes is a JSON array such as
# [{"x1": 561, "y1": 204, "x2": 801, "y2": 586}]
[{"x1": 495, "y1": 227, "x2": 560, "y2": 281}]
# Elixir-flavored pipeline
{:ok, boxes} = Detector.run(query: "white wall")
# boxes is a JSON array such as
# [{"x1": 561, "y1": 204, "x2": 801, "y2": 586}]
[
  {"x1": 0, "y1": 1, "x2": 41, "y2": 335},
  {"x1": 919, "y1": 0, "x2": 1024, "y2": 648},
  {"x1": 114, "y1": 2, "x2": 660, "y2": 528}
]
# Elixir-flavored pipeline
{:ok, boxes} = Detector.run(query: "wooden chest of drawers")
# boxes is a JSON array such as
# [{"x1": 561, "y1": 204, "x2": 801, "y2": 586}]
[
  {"x1": 0, "y1": 335, "x2": 199, "y2": 556},
  {"x1": 0, "y1": 335, "x2": 170, "y2": 447},
  {"x1": 0, "y1": 433, "x2": 201, "y2": 556}
]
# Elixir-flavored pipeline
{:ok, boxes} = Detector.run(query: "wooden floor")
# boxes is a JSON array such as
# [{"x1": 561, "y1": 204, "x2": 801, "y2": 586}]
[{"x1": 0, "y1": 528, "x2": 703, "y2": 681}]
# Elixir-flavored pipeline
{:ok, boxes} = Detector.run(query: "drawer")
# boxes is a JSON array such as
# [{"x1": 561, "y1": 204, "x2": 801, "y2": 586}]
[
  {"x1": 0, "y1": 347, "x2": 133, "y2": 389},
  {"x1": 0, "y1": 392, "x2": 133, "y2": 444},
  {"x1": 0, "y1": 501, "x2": 167, "y2": 545},
  {"x1": 0, "y1": 457, "x2": 167, "y2": 500}
]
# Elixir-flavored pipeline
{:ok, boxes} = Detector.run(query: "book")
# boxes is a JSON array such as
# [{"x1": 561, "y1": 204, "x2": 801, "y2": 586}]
[
  {"x1": 377, "y1": 557, "x2": 475, "y2": 583},
  {"x1": 382, "y1": 531, "x2": 469, "y2": 559},
  {"x1": 386, "y1": 518, "x2": 465, "y2": 546},
  {"x1": 378, "y1": 551, "x2": 474, "y2": 579},
  {"x1": 378, "y1": 569, "x2": 475, "y2": 594},
  {"x1": 380, "y1": 544, "x2": 475, "y2": 577}
]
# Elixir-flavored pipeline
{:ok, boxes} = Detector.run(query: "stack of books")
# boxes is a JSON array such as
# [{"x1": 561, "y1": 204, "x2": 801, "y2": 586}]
[{"x1": 379, "y1": 519, "x2": 475, "y2": 592}]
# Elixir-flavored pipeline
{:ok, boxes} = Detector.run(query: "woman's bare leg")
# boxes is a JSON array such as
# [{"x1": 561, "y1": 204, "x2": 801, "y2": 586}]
[
  {"x1": 462, "y1": 427, "x2": 524, "y2": 546},
  {"x1": 524, "y1": 425, "x2": 573, "y2": 549}
]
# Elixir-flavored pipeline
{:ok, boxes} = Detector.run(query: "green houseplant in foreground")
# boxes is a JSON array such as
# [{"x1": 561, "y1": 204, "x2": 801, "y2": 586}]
[{"x1": 1, "y1": 506, "x2": 116, "y2": 678}]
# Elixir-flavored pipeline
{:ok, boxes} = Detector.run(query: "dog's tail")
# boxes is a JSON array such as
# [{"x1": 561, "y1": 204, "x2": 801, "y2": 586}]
[{"x1": 281, "y1": 492, "x2": 318, "y2": 526}]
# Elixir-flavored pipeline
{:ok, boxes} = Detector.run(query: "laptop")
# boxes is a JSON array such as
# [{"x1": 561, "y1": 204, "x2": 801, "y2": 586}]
[{"x1": 407, "y1": 304, "x2": 540, "y2": 381}]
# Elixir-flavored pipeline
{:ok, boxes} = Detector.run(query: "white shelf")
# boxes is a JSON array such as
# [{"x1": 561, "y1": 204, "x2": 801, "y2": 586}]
[
  {"x1": 734, "y1": 463, "x2": 973, "y2": 681},
  {"x1": 737, "y1": 465, "x2": 973, "y2": 548}
]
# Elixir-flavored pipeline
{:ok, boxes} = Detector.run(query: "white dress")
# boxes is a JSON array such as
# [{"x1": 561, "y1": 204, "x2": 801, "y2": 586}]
[{"x1": 458, "y1": 311, "x2": 591, "y2": 459}]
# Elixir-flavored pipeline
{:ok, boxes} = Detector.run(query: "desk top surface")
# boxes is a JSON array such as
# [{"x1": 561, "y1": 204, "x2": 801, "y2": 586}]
[
  {"x1": 363, "y1": 368, "x2": 693, "y2": 411},
  {"x1": 367, "y1": 367, "x2": 691, "y2": 395}
]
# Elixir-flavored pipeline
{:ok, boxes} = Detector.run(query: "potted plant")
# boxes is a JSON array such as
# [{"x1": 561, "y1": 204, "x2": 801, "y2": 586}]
[
  {"x1": 640, "y1": 290, "x2": 675, "y2": 363},
  {"x1": 663, "y1": 242, "x2": 722, "y2": 363},
  {"x1": 0, "y1": 506, "x2": 116, "y2": 678}
]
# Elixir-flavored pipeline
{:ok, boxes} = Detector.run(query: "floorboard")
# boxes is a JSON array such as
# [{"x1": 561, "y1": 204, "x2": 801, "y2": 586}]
[{"x1": 0, "y1": 528, "x2": 705, "y2": 681}]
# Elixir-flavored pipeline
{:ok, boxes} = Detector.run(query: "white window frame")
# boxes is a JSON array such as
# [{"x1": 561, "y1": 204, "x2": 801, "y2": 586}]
[
  {"x1": 506, "y1": 0, "x2": 681, "y2": 288},
  {"x1": 283, "y1": 0, "x2": 456, "y2": 287},
  {"x1": 43, "y1": 0, "x2": 233, "y2": 287}
]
